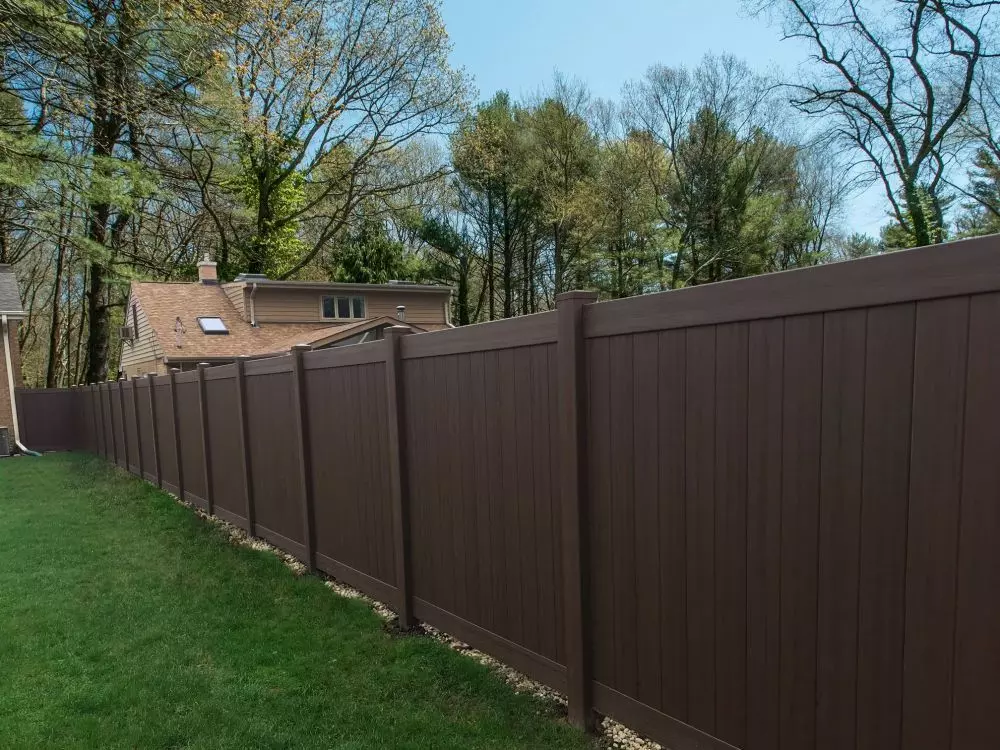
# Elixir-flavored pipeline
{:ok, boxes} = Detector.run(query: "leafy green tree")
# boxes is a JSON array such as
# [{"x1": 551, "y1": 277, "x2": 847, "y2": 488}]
[
  {"x1": 327, "y1": 213, "x2": 420, "y2": 285},
  {"x1": 416, "y1": 212, "x2": 476, "y2": 325},
  {"x1": 520, "y1": 78, "x2": 599, "y2": 294},
  {"x1": 452, "y1": 92, "x2": 539, "y2": 317},
  {"x1": 206, "y1": 0, "x2": 467, "y2": 280},
  {"x1": 760, "y1": 0, "x2": 998, "y2": 248},
  {"x1": 955, "y1": 149, "x2": 1000, "y2": 237}
]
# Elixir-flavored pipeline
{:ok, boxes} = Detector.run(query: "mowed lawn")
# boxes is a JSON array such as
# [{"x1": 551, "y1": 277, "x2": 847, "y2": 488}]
[{"x1": 0, "y1": 453, "x2": 591, "y2": 750}]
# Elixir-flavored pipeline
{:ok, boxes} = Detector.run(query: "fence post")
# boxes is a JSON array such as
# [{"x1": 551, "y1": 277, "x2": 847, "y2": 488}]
[
  {"x1": 168, "y1": 368, "x2": 185, "y2": 501},
  {"x1": 147, "y1": 373, "x2": 161, "y2": 487},
  {"x1": 196, "y1": 363, "x2": 214, "y2": 515},
  {"x1": 290, "y1": 345, "x2": 316, "y2": 570},
  {"x1": 131, "y1": 376, "x2": 143, "y2": 479},
  {"x1": 384, "y1": 326, "x2": 414, "y2": 628},
  {"x1": 234, "y1": 356, "x2": 256, "y2": 536},
  {"x1": 119, "y1": 377, "x2": 132, "y2": 471},
  {"x1": 556, "y1": 290, "x2": 598, "y2": 732}
]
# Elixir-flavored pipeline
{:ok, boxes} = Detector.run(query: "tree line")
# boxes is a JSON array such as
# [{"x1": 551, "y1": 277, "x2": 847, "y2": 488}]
[{"x1": 2, "y1": 0, "x2": 999, "y2": 386}]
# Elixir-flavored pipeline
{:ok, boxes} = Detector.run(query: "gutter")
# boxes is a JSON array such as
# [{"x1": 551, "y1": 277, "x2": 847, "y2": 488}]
[
  {"x1": 1, "y1": 313, "x2": 39, "y2": 456},
  {"x1": 240, "y1": 279, "x2": 452, "y2": 294}
]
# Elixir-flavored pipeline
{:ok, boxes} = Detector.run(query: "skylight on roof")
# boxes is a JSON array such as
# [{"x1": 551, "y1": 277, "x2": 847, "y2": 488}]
[{"x1": 197, "y1": 316, "x2": 229, "y2": 335}]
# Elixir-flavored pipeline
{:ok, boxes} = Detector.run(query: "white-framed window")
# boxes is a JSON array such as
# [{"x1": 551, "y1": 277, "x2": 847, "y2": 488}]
[
  {"x1": 197, "y1": 316, "x2": 229, "y2": 335},
  {"x1": 321, "y1": 295, "x2": 366, "y2": 320}
]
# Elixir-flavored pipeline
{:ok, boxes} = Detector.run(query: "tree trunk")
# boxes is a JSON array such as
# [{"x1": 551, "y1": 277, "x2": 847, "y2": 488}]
[
  {"x1": 486, "y1": 193, "x2": 495, "y2": 321},
  {"x1": 553, "y1": 222, "x2": 563, "y2": 295},
  {"x1": 45, "y1": 235, "x2": 67, "y2": 388},
  {"x1": 457, "y1": 255, "x2": 470, "y2": 326},
  {"x1": 501, "y1": 188, "x2": 513, "y2": 318},
  {"x1": 903, "y1": 181, "x2": 932, "y2": 247}
]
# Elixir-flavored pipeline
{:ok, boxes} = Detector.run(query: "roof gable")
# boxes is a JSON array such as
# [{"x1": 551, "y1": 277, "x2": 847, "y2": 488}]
[{"x1": 0, "y1": 265, "x2": 25, "y2": 317}]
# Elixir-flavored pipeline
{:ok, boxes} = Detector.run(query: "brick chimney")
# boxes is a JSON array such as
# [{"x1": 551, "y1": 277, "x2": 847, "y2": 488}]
[{"x1": 197, "y1": 252, "x2": 218, "y2": 285}]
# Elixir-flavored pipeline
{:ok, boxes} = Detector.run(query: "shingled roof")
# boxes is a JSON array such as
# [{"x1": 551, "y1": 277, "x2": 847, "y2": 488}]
[
  {"x1": 0, "y1": 265, "x2": 25, "y2": 317},
  {"x1": 130, "y1": 282, "x2": 426, "y2": 360},
  {"x1": 131, "y1": 282, "x2": 352, "y2": 360}
]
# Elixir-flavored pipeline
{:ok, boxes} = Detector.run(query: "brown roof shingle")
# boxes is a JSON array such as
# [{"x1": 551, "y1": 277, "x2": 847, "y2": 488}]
[{"x1": 131, "y1": 282, "x2": 353, "y2": 360}]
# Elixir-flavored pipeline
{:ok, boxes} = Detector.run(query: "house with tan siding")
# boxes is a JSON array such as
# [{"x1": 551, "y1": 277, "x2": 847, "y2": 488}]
[{"x1": 119, "y1": 256, "x2": 452, "y2": 378}]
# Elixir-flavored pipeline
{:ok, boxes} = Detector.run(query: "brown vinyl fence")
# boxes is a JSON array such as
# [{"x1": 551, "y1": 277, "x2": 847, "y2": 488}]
[{"x1": 17, "y1": 235, "x2": 1000, "y2": 750}]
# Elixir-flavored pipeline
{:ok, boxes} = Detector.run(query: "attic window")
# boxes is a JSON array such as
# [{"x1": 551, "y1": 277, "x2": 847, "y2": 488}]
[
  {"x1": 321, "y1": 295, "x2": 365, "y2": 320},
  {"x1": 197, "y1": 316, "x2": 229, "y2": 335}
]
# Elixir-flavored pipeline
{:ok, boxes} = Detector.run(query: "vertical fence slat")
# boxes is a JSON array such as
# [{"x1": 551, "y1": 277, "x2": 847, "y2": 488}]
[
  {"x1": 234, "y1": 357, "x2": 256, "y2": 536},
  {"x1": 91, "y1": 384, "x2": 101, "y2": 456},
  {"x1": 384, "y1": 326, "x2": 414, "y2": 627},
  {"x1": 131, "y1": 376, "x2": 143, "y2": 478},
  {"x1": 147, "y1": 373, "x2": 161, "y2": 487},
  {"x1": 118, "y1": 378, "x2": 129, "y2": 470},
  {"x1": 557, "y1": 290, "x2": 598, "y2": 731},
  {"x1": 196, "y1": 363, "x2": 214, "y2": 516},
  {"x1": 291, "y1": 345, "x2": 316, "y2": 570},
  {"x1": 107, "y1": 382, "x2": 118, "y2": 464},
  {"x1": 168, "y1": 368, "x2": 185, "y2": 500}
]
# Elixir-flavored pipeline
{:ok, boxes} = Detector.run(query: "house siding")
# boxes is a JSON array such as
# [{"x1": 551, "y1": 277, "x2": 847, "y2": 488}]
[
  {"x1": 120, "y1": 292, "x2": 163, "y2": 378},
  {"x1": 253, "y1": 287, "x2": 449, "y2": 326},
  {"x1": 222, "y1": 283, "x2": 247, "y2": 321}
]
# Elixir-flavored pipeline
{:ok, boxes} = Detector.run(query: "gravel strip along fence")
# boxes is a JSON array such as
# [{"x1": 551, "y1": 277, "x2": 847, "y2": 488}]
[{"x1": 162, "y1": 483, "x2": 664, "y2": 750}]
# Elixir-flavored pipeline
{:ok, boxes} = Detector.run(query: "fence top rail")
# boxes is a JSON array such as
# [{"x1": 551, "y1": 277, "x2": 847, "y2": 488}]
[
  {"x1": 15, "y1": 387, "x2": 76, "y2": 395},
  {"x1": 304, "y1": 341, "x2": 385, "y2": 371},
  {"x1": 244, "y1": 354, "x2": 293, "y2": 377},
  {"x1": 134, "y1": 378, "x2": 149, "y2": 389},
  {"x1": 584, "y1": 233, "x2": 1000, "y2": 338},
  {"x1": 401, "y1": 310, "x2": 557, "y2": 360},
  {"x1": 174, "y1": 370, "x2": 199, "y2": 385},
  {"x1": 204, "y1": 363, "x2": 237, "y2": 382}
]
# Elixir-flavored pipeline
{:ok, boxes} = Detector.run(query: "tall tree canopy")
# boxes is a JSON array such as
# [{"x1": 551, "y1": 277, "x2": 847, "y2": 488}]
[{"x1": 2, "y1": 0, "x2": 999, "y2": 386}]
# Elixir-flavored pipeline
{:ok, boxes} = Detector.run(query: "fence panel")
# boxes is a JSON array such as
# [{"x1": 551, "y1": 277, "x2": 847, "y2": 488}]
[
  {"x1": 153, "y1": 378, "x2": 178, "y2": 495},
  {"x1": 80, "y1": 388, "x2": 97, "y2": 453},
  {"x1": 174, "y1": 372, "x2": 206, "y2": 508},
  {"x1": 204, "y1": 367, "x2": 247, "y2": 529},
  {"x1": 306, "y1": 355, "x2": 396, "y2": 600},
  {"x1": 121, "y1": 381, "x2": 140, "y2": 474},
  {"x1": 104, "y1": 385, "x2": 114, "y2": 460},
  {"x1": 135, "y1": 379, "x2": 156, "y2": 483},
  {"x1": 403, "y1": 335, "x2": 565, "y2": 689},
  {"x1": 15, "y1": 388, "x2": 78, "y2": 451},
  {"x1": 244, "y1": 361, "x2": 304, "y2": 557}
]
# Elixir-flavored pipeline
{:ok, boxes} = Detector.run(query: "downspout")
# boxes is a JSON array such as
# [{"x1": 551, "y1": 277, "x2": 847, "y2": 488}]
[
  {"x1": 2, "y1": 314, "x2": 39, "y2": 456},
  {"x1": 249, "y1": 283, "x2": 258, "y2": 327}
]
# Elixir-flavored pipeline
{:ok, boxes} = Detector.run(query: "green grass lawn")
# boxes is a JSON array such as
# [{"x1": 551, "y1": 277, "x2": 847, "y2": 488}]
[{"x1": 0, "y1": 453, "x2": 592, "y2": 750}]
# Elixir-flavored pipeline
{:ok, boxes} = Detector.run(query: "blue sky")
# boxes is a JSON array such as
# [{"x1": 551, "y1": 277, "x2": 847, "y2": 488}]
[{"x1": 439, "y1": 0, "x2": 887, "y2": 237}]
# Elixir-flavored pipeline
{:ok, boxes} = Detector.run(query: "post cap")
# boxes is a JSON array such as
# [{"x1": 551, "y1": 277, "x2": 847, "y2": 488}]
[
  {"x1": 555, "y1": 290, "x2": 598, "y2": 305},
  {"x1": 384, "y1": 325, "x2": 413, "y2": 338}
]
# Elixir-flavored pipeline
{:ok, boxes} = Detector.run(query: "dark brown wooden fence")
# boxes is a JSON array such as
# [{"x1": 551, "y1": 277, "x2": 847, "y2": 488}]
[{"x1": 19, "y1": 235, "x2": 1000, "y2": 750}]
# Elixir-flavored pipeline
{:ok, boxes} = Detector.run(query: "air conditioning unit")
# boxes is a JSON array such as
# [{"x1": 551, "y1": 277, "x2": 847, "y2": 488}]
[
  {"x1": 119, "y1": 325, "x2": 136, "y2": 342},
  {"x1": 0, "y1": 427, "x2": 10, "y2": 457}
]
